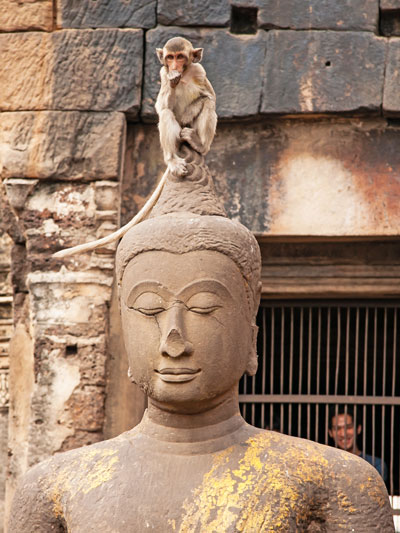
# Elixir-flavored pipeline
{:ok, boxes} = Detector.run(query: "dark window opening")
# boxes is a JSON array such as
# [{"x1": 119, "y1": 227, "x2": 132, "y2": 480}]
[
  {"x1": 66, "y1": 344, "x2": 78, "y2": 356},
  {"x1": 380, "y1": 9, "x2": 400, "y2": 36},
  {"x1": 230, "y1": 6, "x2": 258, "y2": 34}
]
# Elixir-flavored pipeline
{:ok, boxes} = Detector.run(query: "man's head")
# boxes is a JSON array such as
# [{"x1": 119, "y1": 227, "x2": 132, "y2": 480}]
[{"x1": 328, "y1": 406, "x2": 361, "y2": 453}]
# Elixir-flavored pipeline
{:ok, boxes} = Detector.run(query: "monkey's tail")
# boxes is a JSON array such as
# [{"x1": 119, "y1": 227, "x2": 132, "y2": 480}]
[{"x1": 52, "y1": 169, "x2": 168, "y2": 259}]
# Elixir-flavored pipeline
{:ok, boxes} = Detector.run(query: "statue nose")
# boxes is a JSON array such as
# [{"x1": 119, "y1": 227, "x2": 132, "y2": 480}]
[{"x1": 159, "y1": 305, "x2": 193, "y2": 358}]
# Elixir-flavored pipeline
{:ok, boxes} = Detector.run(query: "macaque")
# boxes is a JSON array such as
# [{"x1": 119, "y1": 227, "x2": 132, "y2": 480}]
[
  {"x1": 155, "y1": 36, "x2": 217, "y2": 176},
  {"x1": 53, "y1": 37, "x2": 217, "y2": 259}
]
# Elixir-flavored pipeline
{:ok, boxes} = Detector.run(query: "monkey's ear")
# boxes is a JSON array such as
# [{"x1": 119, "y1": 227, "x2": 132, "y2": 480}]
[
  {"x1": 156, "y1": 48, "x2": 164, "y2": 64},
  {"x1": 192, "y1": 48, "x2": 203, "y2": 63}
]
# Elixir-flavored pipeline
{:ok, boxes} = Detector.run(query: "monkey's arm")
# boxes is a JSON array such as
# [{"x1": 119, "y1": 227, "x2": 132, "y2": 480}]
[
  {"x1": 180, "y1": 65, "x2": 217, "y2": 155},
  {"x1": 180, "y1": 93, "x2": 217, "y2": 156},
  {"x1": 155, "y1": 68, "x2": 187, "y2": 177}
]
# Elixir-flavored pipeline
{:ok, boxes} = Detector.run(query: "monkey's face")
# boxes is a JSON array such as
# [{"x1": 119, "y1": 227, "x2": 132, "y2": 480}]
[
  {"x1": 120, "y1": 250, "x2": 255, "y2": 414},
  {"x1": 164, "y1": 50, "x2": 188, "y2": 87},
  {"x1": 164, "y1": 51, "x2": 188, "y2": 74}
]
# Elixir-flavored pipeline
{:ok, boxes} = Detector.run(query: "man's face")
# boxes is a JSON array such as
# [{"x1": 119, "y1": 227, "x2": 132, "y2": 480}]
[
  {"x1": 120, "y1": 250, "x2": 256, "y2": 413},
  {"x1": 329, "y1": 413, "x2": 361, "y2": 452}
]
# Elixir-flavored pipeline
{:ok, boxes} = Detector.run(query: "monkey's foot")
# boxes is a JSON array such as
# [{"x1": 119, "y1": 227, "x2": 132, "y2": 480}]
[
  {"x1": 180, "y1": 128, "x2": 205, "y2": 155},
  {"x1": 168, "y1": 157, "x2": 188, "y2": 177}
]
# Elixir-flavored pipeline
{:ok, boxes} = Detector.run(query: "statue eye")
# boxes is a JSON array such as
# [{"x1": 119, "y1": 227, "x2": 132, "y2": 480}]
[
  {"x1": 186, "y1": 292, "x2": 222, "y2": 315},
  {"x1": 129, "y1": 292, "x2": 166, "y2": 316}
]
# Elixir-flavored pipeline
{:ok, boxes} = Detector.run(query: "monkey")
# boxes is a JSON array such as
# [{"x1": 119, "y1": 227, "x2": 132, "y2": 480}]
[
  {"x1": 53, "y1": 37, "x2": 217, "y2": 259},
  {"x1": 155, "y1": 36, "x2": 217, "y2": 177}
]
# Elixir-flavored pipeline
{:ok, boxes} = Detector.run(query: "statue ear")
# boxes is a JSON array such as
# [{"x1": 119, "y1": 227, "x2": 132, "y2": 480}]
[
  {"x1": 156, "y1": 48, "x2": 164, "y2": 64},
  {"x1": 192, "y1": 48, "x2": 203, "y2": 63},
  {"x1": 245, "y1": 324, "x2": 259, "y2": 376}
]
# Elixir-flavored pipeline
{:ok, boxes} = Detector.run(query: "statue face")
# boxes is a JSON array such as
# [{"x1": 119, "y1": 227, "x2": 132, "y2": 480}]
[{"x1": 120, "y1": 250, "x2": 255, "y2": 412}]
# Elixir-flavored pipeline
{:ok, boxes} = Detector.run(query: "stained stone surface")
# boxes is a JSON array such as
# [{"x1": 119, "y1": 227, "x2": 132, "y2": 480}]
[
  {"x1": 258, "y1": 0, "x2": 379, "y2": 31},
  {"x1": 381, "y1": 0, "x2": 400, "y2": 8},
  {"x1": 0, "y1": 30, "x2": 143, "y2": 116},
  {"x1": 0, "y1": 112, "x2": 126, "y2": 180},
  {"x1": 0, "y1": 0, "x2": 53, "y2": 31},
  {"x1": 123, "y1": 120, "x2": 400, "y2": 236},
  {"x1": 57, "y1": 0, "x2": 156, "y2": 29},
  {"x1": 142, "y1": 27, "x2": 267, "y2": 121},
  {"x1": 261, "y1": 31, "x2": 386, "y2": 115},
  {"x1": 157, "y1": 0, "x2": 230, "y2": 26},
  {"x1": 383, "y1": 40, "x2": 400, "y2": 116}
]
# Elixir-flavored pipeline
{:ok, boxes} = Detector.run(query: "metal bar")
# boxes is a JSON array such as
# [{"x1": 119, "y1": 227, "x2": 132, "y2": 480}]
[
  {"x1": 288, "y1": 307, "x2": 294, "y2": 435},
  {"x1": 390, "y1": 309, "x2": 397, "y2": 498},
  {"x1": 354, "y1": 307, "x2": 360, "y2": 396},
  {"x1": 280, "y1": 307, "x2": 284, "y2": 395},
  {"x1": 307, "y1": 308, "x2": 312, "y2": 440},
  {"x1": 381, "y1": 404, "x2": 385, "y2": 489},
  {"x1": 364, "y1": 307, "x2": 369, "y2": 396},
  {"x1": 316, "y1": 308, "x2": 321, "y2": 442},
  {"x1": 390, "y1": 405, "x2": 394, "y2": 497},
  {"x1": 362, "y1": 404, "x2": 366, "y2": 468},
  {"x1": 251, "y1": 371, "x2": 256, "y2": 426},
  {"x1": 392, "y1": 308, "x2": 397, "y2": 397},
  {"x1": 334, "y1": 307, "x2": 341, "y2": 397},
  {"x1": 270, "y1": 307, "x2": 275, "y2": 395},
  {"x1": 239, "y1": 394, "x2": 400, "y2": 405},
  {"x1": 345, "y1": 306, "x2": 350, "y2": 397},
  {"x1": 280, "y1": 307, "x2": 284, "y2": 433},
  {"x1": 362, "y1": 308, "x2": 368, "y2": 460},
  {"x1": 260, "y1": 299, "x2": 400, "y2": 309},
  {"x1": 261, "y1": 308, "x2": 266, "y2": 428},
  {"x1": 383, "y1": 308, "x2": 387, "y2": 396},
  {"x1": 325, "y1": 403, "x2": 329, "y2": 446},
  {"x1": 298, "y1": 308, "x2": 304, "y2": 437},
  {"x1": 381, "y1": 309, "x2": 387, "y2": 483},
  {"x1": 372, "y1": 308, "x2": 377, "y2": 463},
  {"x1": 269, "y1": 306, "x2": 275, "y2": 432}
]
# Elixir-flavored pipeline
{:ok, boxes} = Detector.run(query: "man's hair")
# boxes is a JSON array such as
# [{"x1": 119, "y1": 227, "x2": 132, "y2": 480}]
[{"x1": 328, "y1": 404, "x2": 356, "y2": 429}]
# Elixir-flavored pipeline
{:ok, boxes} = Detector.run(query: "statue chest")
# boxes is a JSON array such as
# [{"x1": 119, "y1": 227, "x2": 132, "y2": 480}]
[{"x1": 54, "y1": 446, "x2": 324, "y2": 532}]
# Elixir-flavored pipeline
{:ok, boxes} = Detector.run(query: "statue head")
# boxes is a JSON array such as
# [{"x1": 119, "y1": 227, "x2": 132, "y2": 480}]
[{"x1": 116, "y1": 161, "x2": 262, "y2": 413}]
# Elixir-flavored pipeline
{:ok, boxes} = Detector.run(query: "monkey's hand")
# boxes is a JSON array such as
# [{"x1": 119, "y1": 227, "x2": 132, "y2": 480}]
[
  {"x1": 167, "y1": 70, "x2": 181, "y2": 88},
  {"x1": 180, "y1": 127, "x2": 205, "y2": 155},
  {"x1": 168, "y1": 156, "x2": 188, "y2": 177}
]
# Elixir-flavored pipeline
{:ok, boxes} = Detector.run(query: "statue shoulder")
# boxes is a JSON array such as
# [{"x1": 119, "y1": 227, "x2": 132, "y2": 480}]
[
  {"x1": 7, "y1": 431, "x2": 134, "y2": 533},
  {"x1": 245, "y1": 430, "x2": 394, "y2": 532}
]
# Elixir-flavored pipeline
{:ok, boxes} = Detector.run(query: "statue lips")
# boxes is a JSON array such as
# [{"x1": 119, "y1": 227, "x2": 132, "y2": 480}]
[{"x1": 155, "y1": 368, "x2": 201, "y2": 383}]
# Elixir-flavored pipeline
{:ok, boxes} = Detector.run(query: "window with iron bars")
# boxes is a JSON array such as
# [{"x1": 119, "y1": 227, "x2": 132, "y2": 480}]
[{"x1": 239, "y1": 301, "x2": 400, "y2": 523}]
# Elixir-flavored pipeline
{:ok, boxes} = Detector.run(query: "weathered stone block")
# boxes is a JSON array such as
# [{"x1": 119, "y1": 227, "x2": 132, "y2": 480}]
[
  {"x1": 142, "y1": 27, "x2": 267, "y2": 120},
  {"x1": 0, "y1": 112, "x2": 126, "y2": 180},
  {"x1": 124, "y1": 120, "x2": 400, "y2": 236},
  {"x1": 258, "y1": 0, "x2": 379, "y2": 31},
  {"x1": 0, "y1": 0, "x2": 52, "y2": 31},
  {"x1": 157, "y1": 0, "x2": 230, "y2": 26},
  {"x1": 9, "y1": 179, "x2": 119, "y2": 274},
  {"x1": 261, "y1": 31, "x2": 386, "y2": 115},
  {"x1": 57, "y1": 0, "x2": 156, "y2": 29},
  {"x1": 0, "y1": 30, "x2": 142, "y2": 115},
  {"x1": 383, "y1": 39, "x2": 400, "y2": 116}
]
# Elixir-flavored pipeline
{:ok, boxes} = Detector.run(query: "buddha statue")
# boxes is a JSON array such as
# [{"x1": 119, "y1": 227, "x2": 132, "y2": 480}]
[{"x1": 8, "y1": 146, "x2": 394, "y2": 532}]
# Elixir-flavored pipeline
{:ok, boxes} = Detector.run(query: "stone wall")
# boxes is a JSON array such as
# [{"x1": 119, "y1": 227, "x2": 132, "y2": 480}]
[{"x1": 1, "y1": 1, "x2": 400, "y2": 531}]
